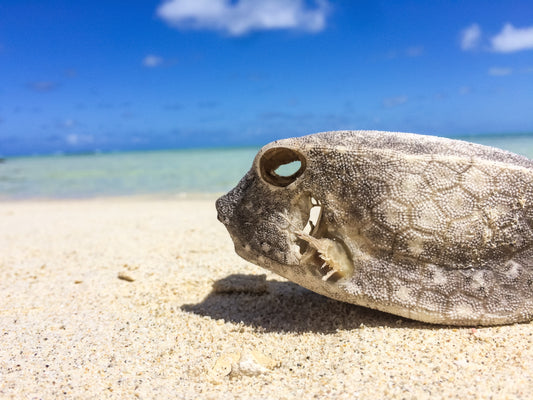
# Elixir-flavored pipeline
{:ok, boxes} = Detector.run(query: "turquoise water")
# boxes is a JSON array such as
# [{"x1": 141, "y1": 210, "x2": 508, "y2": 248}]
[
  {"x1": 0, "y1": 148, "x2": 259, "y2": 199},
  {"x1": 1, "y1": 134, "x2": 533, "y2": 200}
]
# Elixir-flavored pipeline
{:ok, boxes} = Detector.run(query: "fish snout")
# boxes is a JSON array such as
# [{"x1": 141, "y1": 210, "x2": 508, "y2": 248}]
[{"x1": 215, "y1": 194, "x2": 232, "y2": 225}]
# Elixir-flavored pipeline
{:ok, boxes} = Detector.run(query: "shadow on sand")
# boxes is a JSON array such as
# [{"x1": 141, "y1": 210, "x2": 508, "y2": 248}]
[{"x1": 181, "y1": 273, "x2": 430, "y2": 334}]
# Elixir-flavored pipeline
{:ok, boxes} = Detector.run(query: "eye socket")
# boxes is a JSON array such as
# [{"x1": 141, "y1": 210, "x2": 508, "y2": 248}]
[{"x1": 259, "y1": 147, "x2": 306, "y2": 187}]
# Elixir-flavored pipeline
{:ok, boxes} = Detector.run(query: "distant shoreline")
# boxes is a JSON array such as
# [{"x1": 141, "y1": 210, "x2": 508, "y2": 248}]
[
  {"x1": 0, "y1": 145, "x2": 262, "y2": 160},
  {"x1": 2, "y1": 131, "x2": 533, "y2": 159}
]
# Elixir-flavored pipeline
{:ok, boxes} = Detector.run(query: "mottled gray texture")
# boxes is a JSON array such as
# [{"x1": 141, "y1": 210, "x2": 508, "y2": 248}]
[{"x1": 216, "y1": 130, "x2": 533, "y2": 325}]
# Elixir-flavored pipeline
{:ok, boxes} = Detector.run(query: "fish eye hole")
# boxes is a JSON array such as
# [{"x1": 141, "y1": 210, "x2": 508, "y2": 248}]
[
  {"x1": 275, "y1": 160, "x2": 301, "y2": 177},
  {"x1": 259, "y1": 147, "x2": 306, "y2": 187}
]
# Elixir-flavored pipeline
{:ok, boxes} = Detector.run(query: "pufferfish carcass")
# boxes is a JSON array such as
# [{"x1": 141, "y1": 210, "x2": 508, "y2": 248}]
[{"x1": 215, "y1": 130, "x2": 533, "y2": 325}]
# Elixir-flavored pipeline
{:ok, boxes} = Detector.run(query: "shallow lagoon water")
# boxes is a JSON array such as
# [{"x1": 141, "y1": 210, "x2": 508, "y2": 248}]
[{"x1": 0, "y1": 148, "x2": 258, "y2": 199}]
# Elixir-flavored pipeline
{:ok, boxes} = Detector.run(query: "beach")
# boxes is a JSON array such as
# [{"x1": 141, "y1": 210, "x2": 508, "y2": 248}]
[
  {"x1": 3, "y1": 0, "x2": 533, "y2": 394},
  {"x1": 1, "y1": 196, "x2": 532, "y2": 399}
]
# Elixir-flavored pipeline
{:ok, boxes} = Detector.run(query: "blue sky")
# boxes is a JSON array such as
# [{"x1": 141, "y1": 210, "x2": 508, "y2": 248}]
[{"x1": 1, "y1": 0, "x2": 532, "y2": 156}]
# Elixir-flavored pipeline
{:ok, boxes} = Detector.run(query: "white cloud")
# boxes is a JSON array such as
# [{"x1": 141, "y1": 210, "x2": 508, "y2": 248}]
[
  {"x1": 143, "y1": 55, "x2": 164, "y2": 67},
  {"x1": 460, "y1": 23, "x2": 533, "y2": 53},
  {"x1": 65, "y1": 134, "x2": 94, "y2": 146},
  {"x1": 491, "y1": 23, "x2": 533, "y2": 53},
  {"x1": 156, "y1": 0, "x2": 330, "y2": 36},
  {"x1": 488, "y1": 67, "x2": 513, "y2": 76},
  {"x1": 460, "y1": 23, "x2": 481, "y2": 50},
  {"x1": 383, "y1": 96, "x2": 408, "y2": 108}
]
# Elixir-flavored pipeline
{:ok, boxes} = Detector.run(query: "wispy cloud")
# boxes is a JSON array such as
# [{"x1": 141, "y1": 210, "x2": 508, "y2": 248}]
[
  {"x1": 460, "y1": 23, "x2": 533, "y2": 53},
  {"x1": 383, "y1": 96, "x2": 408, "y2": 108},
  {"x1": 385, "y1": 46, "x2": 424, "y2": 59},
  {"x1": 58, "y1": 119, "x2": 76, "y2": 129},
  {"x1": 65, "y1": 69, "x2": 78, "y2": 78},
  {"x1": 28, "y1": 81, "x2": 59, "y2": 92},
  {"x1": 156, "y1": 0, "x2": 330, "y2": 36},
  {"x1": 142, "y1": 54, "x2": 164, "y2": 67},
  {"x1": 459, "y1": 86, "x2": 471, "y2": 95},
  {"x1": 488, "y1": 67, "x2": 513, "y2": 76},
  {"x1": 460, "y1": 23, "x2": 481, "y2": 51},
  {"x1": 405, "y1": 46, "x2": 424, "y2": 57},
  {"x1": 65, "y1": 133, "x2": 94, "y2": 146},
  {"x1": 163, "y1": 103, "x2": 183, "y2": 111},
  {"x1": 491, "y1": 23, "x2": 533, "y2": 53},
  {"x1": 197, "y1": 100, "x2": 219, "y2": 109}
]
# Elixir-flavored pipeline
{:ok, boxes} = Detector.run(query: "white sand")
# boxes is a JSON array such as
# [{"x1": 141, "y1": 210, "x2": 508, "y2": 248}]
[{"x1": 1, "y1": 197, "x2": 533, "y2": 399}]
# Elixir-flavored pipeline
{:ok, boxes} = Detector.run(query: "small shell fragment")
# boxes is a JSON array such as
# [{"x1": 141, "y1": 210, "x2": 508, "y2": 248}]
[{"x1": 210, "y1": 349, "x2": 280, "y2": 379}]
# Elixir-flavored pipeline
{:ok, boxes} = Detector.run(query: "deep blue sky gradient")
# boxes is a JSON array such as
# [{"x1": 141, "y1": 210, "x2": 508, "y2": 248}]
[{"x1": 1, "y1": 0, "x2": 532, "y2": 156}]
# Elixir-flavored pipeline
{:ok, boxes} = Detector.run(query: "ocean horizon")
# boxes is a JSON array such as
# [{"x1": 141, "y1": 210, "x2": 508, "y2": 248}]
[{"x1": 1, "y1": 132, "x2": 533, "y2": 200}]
